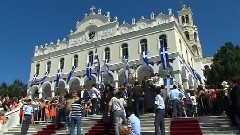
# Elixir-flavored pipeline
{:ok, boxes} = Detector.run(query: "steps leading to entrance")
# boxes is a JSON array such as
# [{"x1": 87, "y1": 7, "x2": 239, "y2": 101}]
[{"x1": 2, "y1": 114, "x2": 239, "y2": 135}]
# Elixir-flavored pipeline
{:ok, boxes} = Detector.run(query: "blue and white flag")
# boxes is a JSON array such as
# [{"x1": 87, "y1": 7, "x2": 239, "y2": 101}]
[
  {"x1": 191, "y1": 67, "x2": 202, "y2": 84},
  {"x1": 40, "y1": 71, "x2": 49, "y2": 85},
  {"x1": 100, "y1": 71, "x2": 104, "y2": 85},
  {"x1": 105, "y1": 59, "x2": 113, "y2": 77},
  {"x1": 164, "y1": 77, "x2": 174, "y2": 94},
  {"x1": 55, "y1": 69, "x2": 62, "y2": 88},
  {"x1": 160, "y1": 47, "x2": 170, "y2": 70},
  {"x1": 30, "y1": 74, "x2": 38, "y2": 87},
  {"x1": 66, "y1": 66, "x2": 76, "y2": 85},
  {"x1": 86, "y1": 63, "x2": 93, "y2": 80},
  {"x1": 93, "y1": 50, "x2": 101, "y2": 82},
  {"x1": 142, "y1": 51, "x2": 149, "y2": 67},
  {"x1": 124, "y1": 55, "x2": 129, "y2": 86}
]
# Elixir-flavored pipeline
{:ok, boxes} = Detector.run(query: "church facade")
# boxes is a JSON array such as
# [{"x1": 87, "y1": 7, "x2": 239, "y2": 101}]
[{"x1": 29, "y1": 5, "x2": 205, "y2": 98}]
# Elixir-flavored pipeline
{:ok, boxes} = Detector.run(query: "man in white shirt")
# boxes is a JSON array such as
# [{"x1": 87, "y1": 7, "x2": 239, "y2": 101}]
[
  {"x1": 108, "y1": 91, "x2": 127, "y2": 135},
  {"x1": 89, "y1": 84, "x2": 100, "y2": 115}
]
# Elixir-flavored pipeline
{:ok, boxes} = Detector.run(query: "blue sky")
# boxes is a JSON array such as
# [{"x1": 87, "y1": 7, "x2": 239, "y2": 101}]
[{"x1": 0, "y1": 0, "x2": 239, "y2": 84}]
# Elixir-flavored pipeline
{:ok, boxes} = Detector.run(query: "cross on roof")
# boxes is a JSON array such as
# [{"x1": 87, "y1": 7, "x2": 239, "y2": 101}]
[{"x1": 90, "y1": 6, "x2": 96, "y2": 14}]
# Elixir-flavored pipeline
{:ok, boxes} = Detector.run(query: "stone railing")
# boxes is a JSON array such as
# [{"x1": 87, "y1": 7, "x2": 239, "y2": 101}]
[{"x1": 1, "y1": 106, "x2": 21, "y2": 133}]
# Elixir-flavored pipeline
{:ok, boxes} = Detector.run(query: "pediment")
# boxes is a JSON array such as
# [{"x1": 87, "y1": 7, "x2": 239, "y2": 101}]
[{"x1": 75, "y1": 14, "x2": 111, "y2": 33}]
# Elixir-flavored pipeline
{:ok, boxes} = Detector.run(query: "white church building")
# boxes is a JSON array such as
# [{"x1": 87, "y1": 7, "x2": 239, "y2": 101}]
[{"x1": 29, "y1": 5, "x2": 205, "y2": 98}]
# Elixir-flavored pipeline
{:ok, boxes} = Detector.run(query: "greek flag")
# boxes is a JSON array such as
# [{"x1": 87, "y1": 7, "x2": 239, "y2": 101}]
[
  {"x1": 164, "y1": 77, "x2": 174, "y2": 94},
  {"x1": 40, "y1": 71, "x2": 49, "y2": 85},
  {"x1": 86, "y1": 63, "x2": 93, "y2": 80},
  {"x1": 30, "y1": 74, "x2": 38, "y2": 87},
  {"x1": 191, "y1": 67, "x2": 202, "y2": 84},
  {"x1": 93, "y1": 50, "x2": 101, "y2": 82},
  {"x1": 66, "y1": 66, "x2": 76, "y2": 85},
  {"x1": 160, "y1": 47, "x2": 170, "y2": 70},
  {"x1": 55, "y1": 69, "x2": 62, "y2": 88},
  {"x1": 105, "y1": 59, "x2": 113, "y2": 77},
  {"x1": 124, "y1": 55, "x2": 129, "y2": 86},
  {"x1": 142, "y1": 51, "x2": 149, "y2": 67}
]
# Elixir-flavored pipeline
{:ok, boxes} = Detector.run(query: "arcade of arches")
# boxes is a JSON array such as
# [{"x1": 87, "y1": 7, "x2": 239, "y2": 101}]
[{"x1": 28, "y1": 62, "x2": 199, "y2": 99}]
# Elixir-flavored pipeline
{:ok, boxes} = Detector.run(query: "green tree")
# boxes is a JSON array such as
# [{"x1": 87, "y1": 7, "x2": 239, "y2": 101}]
[
  {"x1": 204, "y1": 42, "x2": 240, "y2": 85},
  {"x1": 0, "y1": 80, "x2": 27, "y2": 98}
]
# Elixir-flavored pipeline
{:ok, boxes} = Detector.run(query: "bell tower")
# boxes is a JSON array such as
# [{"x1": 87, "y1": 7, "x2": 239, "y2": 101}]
[{"x1": 178, "y1": 4, "x2": 203, "y2": 58}]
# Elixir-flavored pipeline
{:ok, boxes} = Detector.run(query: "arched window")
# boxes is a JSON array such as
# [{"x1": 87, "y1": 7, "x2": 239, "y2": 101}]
[
  {"x1": 181, "y1": 16, "x2": 185, "y2": 24},
  {"x1": 60, "y1": 58, "x2": 65, "y2": 69},
  {"x1": 104, "y1": 47, "x2": 110, "y2": 60},
  {"x1": 35, "y1": 64, "x2": 40, "y2": 75},
  {"x1": 159, "y1": 34, "x2": 168, "y2": 47},
  {"x1": 73, "y1": 55, "x2": 78, "y2": 67},
  {"x1": 186, "y1": 15, "x2": 189, "y2": 24},
  {"x1": 194, "y1": 32, "x2": 198, "y2": 42},
  {"x1": 88, "y1": 51, "x2": 94, "y2": 63},
  {"x1": 47, "y1": 61, "x2": 51, "y2": 72},
  {"x1": 121, "y1": 43, "x2": 129, "y2": 56},
  {"x1": 140, "y1": 39, "x2": 148, "y2": 52},
  {"x1": 184, "y1": 31, "x2": 190, "y2": 40}
]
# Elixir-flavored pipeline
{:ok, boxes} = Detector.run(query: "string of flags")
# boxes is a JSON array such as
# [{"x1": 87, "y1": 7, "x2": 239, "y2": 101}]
[{"x1": 29, "y1": 45, "x2": 202, "y2": 89}]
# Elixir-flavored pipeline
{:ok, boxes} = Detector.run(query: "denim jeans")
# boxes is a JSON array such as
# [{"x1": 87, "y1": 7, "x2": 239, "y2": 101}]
[
  {"x1": 21, "y1": 115, "x2": 31, "y2": 135},
  {"x1": 66, "y1": 110, "x2": 71, "y2": 129},
  {"x1": 70, "y1": 117, "x2": 81, "y2": 135},
  {"x1": 113, "y1": 110, "x2": 127, "y2": 135}
]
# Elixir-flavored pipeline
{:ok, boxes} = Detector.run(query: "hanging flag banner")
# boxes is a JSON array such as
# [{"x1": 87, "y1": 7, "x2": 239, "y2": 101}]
[
  {"x1": 55, "y1": 69, "x2": 62, "y2": 88},
  {"x1": 86, "y1": 63, "x2": 93, "y2": 80},
  {"x1": 160, "y1": 47, "x2": 170, "y2": 70}
]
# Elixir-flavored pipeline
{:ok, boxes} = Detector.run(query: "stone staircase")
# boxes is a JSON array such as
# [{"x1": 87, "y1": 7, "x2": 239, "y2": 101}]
[
  {"x1": 140, "y1": 114, "x2": 239, "y2": 135},
  {"x1": 2, "y1": 115, "x2": 100, "y2": 135},
  {"x1": 2, "y1": 114, "x2": 239, "y2": 135},
  {"x1": 2, "y1": 123, "x2": 51, "y2": 135}
]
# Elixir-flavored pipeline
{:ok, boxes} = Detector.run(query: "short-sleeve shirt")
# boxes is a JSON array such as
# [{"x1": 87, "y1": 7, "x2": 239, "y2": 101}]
[
  {"x1": 155, "y1": 95, "x2": 165, "y2": 109},
  {"x1": 108, "y1": 97, "x2": 126, "y2": 111},
  {"x1": 23, "y1": 105, "x2": 33, "y2": 115},
  {"x1": 128, "y1": 114, "x2": 141, "y2": 135}
]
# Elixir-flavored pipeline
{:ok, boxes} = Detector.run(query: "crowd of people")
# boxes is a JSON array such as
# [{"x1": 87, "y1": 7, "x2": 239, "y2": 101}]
[{"x1": 0, "y1": 77, "x2": 240, "y2": 135}]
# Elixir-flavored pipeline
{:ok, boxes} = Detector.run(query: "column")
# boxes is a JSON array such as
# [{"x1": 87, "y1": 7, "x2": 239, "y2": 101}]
[
  {"x1": 39, "y1": 92, "x2": 43, "y2": 99},
  {"x1": 158, "y1": 77, "x2": 163, "y2": 86},
  {"x1": 51, "y1": 91, "x2": 55, "y2": 97},
  {"x1": 39, "y1": 86, "x2": 43, "y2": 99},
  {"x1": 115, "y1": 81, "x2": 119, "y2": 88}
]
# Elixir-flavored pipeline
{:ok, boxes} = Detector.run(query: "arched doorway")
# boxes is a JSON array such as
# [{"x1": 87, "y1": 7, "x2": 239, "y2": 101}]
[
  {"x1": 136, "y1": 65, "x2": 153, "y2": 82},
  {"x1": 118, "y1": 68, "x2": 135, "y2": 87},
  {"x1": 69, "y1": 77, "x2": 81, "y2": 92},
  {"x1": 30, "y1": 86, "x2": 39, "y2": 99},
  {"x1": 103, "y1": 73, "x2": 114, "y2": 84},
  {"x1": 158, "y1": 64, "x2": 174, "y2": 78},
  {"x1": 42, "y1": 82, "x2": 52, "y2": 98},
  {"x1": 84, "y1": 75, "x2": 96, "y2": 90},
  {"x1": 55, "y1": 80, "x2": 66, "y2": 95}
]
